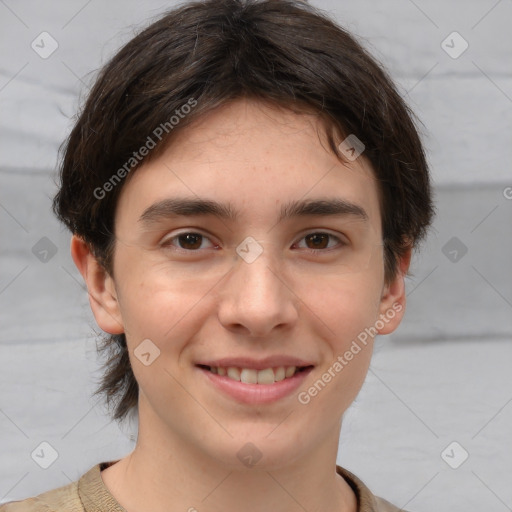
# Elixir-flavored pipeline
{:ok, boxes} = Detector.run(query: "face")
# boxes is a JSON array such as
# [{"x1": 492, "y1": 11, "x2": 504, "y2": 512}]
[{"x1": 78, "y1": 98, "x2": 408, "y2": 470}]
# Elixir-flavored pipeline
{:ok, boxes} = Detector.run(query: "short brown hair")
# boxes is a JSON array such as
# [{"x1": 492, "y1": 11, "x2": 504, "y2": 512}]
[{"x1": 53, "y1": 0, "x2": 434, "y2": 423}]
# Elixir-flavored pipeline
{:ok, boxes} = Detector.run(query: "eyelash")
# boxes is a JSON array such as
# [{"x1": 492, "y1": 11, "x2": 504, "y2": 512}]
[{"x1": 160, "y1": 230, "x2": 346, "y2": 255}]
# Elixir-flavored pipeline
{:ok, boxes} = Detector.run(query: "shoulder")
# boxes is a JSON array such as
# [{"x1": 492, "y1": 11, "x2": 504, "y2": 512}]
[
  {"x1": 373, "y1": 495, "x2": 409, "y2": 512},
  {"x1": 0, "y1": 480, "x2": 81, "y2": 512},
  {"x1": 0, "y1": 461, "x2": 121, "y2": 512},
  {"x1": 336, "y1": 465, "x2": 411, "y2": 512}
]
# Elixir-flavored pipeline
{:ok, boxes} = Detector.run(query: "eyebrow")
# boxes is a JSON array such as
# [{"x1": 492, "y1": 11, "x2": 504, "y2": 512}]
[{"x1": 138, "y1": 197, "x2": 369, "y2": 226}]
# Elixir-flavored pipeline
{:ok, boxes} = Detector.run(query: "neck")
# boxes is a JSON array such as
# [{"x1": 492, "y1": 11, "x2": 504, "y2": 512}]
[{"x1": 101, "y1": 401, "x2": 357, "y2": 512}]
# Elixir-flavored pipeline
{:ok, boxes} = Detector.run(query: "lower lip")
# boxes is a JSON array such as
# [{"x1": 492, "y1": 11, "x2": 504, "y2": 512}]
[{"x1": 198, "y1": 366, "x2": 313, "y2": 404}]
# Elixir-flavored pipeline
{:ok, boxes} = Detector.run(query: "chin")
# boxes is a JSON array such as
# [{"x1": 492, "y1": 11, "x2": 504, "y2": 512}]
[{"x1": 203, "y1": 432, "x2": 307, "y2": 472}]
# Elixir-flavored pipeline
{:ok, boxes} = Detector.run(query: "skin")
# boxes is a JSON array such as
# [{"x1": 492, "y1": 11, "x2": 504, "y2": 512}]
[{"x1": 71, "y1": 98, "x2": 411, "y2": 512}]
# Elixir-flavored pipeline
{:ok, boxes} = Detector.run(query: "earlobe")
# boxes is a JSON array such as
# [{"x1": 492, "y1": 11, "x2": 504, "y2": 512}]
[
  {"x1": 70, "y1": 235, "x2": 124, "y2": 335},
  {"x1": 376, "y1": 247, "x2": 412, "y2": 335}
]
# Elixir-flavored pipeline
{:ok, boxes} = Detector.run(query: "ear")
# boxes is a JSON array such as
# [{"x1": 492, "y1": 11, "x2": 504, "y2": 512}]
[
  {"x1": 376, "y1": 246, "x2": 412, "y2": 335},
  {"x1": 70, "y1": 235, "x2": 124, "y2": 335}
]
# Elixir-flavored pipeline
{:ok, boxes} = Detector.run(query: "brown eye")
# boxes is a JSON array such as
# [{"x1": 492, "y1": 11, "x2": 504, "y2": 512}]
[
  {"x1": 162, "y1": 232, "x2": 215, "y2": 252},
  {"x1": 304, "y1": 233, "x2": 330, "y2": 249},
  {"x1": 177, "y1": 233, "x2": 203, "y2": 250},
  {"x1": 295, "y1": 232, "x2": 342, "y2": 252}
]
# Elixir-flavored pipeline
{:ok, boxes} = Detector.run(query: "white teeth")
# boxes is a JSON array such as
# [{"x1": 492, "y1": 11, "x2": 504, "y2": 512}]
[
  {"x1": 274, "y1": 366, "x2": 286, "y2": 382},
  {"x1": 257, "y1": 368, "x2": 275, "y2": 385},
  {"x1": 210, "y1": 365, "x2": 301, "y2": 384},
  {"x1": 227, "y1": 367, "x2": 241, "y2": 380},
  {"x1": 285, "y1": 366, "x2": 296, "y2": 378},
  {"x1": 240, "y1": 368, "x2": 258, "y2": 384}
]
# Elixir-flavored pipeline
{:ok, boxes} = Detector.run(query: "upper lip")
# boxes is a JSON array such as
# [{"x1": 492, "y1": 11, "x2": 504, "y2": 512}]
[{"x1": 196, "y1": 356, "x2": 315, "y2": 370}]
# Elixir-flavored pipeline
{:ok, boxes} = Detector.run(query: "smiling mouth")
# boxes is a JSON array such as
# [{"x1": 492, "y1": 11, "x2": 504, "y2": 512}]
[{"x1": 197, "y1": 364, "x2": 313, "y2": 385}]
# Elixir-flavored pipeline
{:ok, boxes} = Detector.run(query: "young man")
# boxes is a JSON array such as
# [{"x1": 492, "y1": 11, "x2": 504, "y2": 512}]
[{"x1": 1, "y1": 0, "x2": 433, "y2": 510}]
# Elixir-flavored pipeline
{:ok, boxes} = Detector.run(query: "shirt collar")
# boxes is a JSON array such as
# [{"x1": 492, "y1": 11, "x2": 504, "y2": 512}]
[{"x1": 78, "y1": 460, "x2": 387, "y2": 512}]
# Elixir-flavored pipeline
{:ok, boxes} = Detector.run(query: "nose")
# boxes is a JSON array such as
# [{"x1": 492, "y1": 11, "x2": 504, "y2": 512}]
[{"x1": 217, "y1": 248, "x2": 299, "y2": 338}]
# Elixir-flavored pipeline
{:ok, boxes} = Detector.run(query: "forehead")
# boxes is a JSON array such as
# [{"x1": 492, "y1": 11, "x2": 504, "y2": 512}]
[{"x1": 116, "y1": 98, "x2": 381, "y2": 232}]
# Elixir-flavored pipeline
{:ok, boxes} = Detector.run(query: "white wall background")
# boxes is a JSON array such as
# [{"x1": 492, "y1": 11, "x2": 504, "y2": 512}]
[{"x1": 0, "y1": 1, "x2": 511, "y2": 510}]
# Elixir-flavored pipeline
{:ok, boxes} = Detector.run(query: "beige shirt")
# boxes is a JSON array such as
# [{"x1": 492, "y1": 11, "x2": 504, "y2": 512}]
[{"x1": 0, "y1": 461, "x2": 407, "y2": 511}]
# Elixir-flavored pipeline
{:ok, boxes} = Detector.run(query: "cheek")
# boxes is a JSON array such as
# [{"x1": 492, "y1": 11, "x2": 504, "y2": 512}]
[
  {"x1": 115, "y1": 271, "x2": 200, "y2": 409},
  {"x1": 296, "y1": 270, "x2": 382, "y2": 407},
  {"x1": 301, "y1": 243, "x2": 385, "y2": 331},
  {"x1": 299, "y1": 267, "x2": 383, "y2": 340},
  {"x1": 115, "y1": 252, "x2": 219, "y2": 336},
  {"x1": 318, "y1": 282, "x2": 378, "y2": 386}
]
